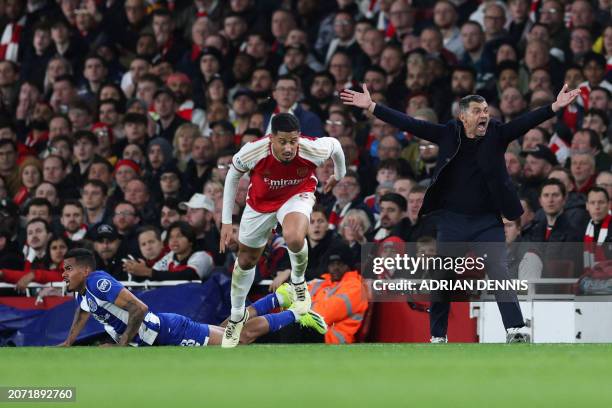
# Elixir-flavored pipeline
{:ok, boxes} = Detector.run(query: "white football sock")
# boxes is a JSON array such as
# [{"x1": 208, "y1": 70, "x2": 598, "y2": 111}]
[
  {"x1": 230, "y1": 260, "x2": 256, "y2": 321},
  {"x1": 289, "y1": 239, "x2": 308, "y2": 284}
]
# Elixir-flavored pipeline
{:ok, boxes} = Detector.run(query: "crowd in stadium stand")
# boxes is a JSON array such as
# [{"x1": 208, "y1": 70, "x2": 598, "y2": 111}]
[{"x1": 0, "y1": 0, "x2": 611, "y2": 339}]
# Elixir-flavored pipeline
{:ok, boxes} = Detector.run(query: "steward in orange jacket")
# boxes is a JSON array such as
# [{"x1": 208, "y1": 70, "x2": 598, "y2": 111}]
[{"x1": 309, "y1": 242, "x2": 368, "y2": 344}]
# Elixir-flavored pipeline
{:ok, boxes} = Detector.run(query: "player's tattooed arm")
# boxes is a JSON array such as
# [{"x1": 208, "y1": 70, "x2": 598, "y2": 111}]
[
  {"x1": 114, "y1": 288, "x2": 149, "y2": 346},
  {"x1": 60, "y1": 307, "x2": 90, "y2": 346}
]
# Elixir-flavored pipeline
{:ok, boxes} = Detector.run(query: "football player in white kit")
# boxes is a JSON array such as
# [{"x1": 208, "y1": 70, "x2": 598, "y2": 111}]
[{"x1": 219, "y1": 113, "x2": 346, "y2": 347}]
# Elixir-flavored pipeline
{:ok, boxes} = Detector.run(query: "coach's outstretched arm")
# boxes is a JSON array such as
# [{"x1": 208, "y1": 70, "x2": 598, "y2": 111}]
[
  {"x1": 59, "y1": 307, "x2": 90, "y2": 346},
  {"x1": 220, "y1": 164, "x2": 243, "y2": 253},
  {"x1": 500, "y1": 84, "x2": 580, "y2": 143},
  {"x1": 340, "y1": 84, "x2": 446, "y2": 143}
]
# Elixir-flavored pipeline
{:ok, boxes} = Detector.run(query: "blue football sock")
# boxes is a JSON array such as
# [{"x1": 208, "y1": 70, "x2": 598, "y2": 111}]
[
  {"x1": 263, "y1": 311, "x2": 296, "y2": 332},
  {"x1": 252, "y1": 293, "x2": 279, "y2": 316}
]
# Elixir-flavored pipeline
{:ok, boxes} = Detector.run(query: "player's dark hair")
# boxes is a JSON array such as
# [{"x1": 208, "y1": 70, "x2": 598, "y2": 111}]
[
  {"x1": 64, "y1": 248, "x2": 97, "y2": 270},
  {"x1": 271, "y1": 113, "x2": 300, "y2": 134},
  {"x1": 587, "y1": 186, "x2": 609, "y2": 202}
]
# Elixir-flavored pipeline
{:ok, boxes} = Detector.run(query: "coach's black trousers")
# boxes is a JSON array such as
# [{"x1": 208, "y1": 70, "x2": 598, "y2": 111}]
[{"x1": 430, "y1": 210, "x2": 525, "y2": 338}]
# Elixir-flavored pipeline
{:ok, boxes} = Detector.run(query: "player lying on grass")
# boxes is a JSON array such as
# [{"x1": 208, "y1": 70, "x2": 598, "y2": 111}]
[{"x1": 59, "y1": 248, "x2": 326, "y2": 347}]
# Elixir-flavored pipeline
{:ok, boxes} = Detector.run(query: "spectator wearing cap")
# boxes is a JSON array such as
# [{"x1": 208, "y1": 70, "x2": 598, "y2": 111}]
[
  {"x1": 519, "y1": 144, "x2": 557, "y2": 210},
  {"x1": 303, "y1": 241, "x2": 367, "y2": 344},
  {"x1": 263, "y1": 74, "x2": 324, "y2": 137},
  {"x1": 231, "y1": 89, "x2": 257, "y2": 136},
  {"x1": 70, "y1": 130, "x2": 98, "y2": 189},
  {"x1": 153, "y1": 87, "x2": 189, "y2": 143},
  {"x1": 114, "y1": 159, "x2": 142, "y2": 201},
  {"x1": 111, "y1": 201, "x2": 141, "y2": 259},
  {"x1": 367, "y1": 193, "x2": 407, "y2": 242},
  {"x1": 90, "y1": 222, "x2": 127, "y2": 280},
  {"x1": 166, "y1": 72, "x2": 205, "y2": 130},
  {"x1": 180, "y1": 193, "x2": 222, "y2": 265}
]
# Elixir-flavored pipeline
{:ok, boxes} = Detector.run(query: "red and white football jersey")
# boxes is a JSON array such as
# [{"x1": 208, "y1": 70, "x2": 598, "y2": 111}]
[{"x1": 233, "y1": 135, "x2": 341, "y2": 213}]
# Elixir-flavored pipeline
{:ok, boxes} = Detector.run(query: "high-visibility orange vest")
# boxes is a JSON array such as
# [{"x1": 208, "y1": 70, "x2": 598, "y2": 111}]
[{"x1": 309, "y1": 271, "x2": 369, "y2": 344}]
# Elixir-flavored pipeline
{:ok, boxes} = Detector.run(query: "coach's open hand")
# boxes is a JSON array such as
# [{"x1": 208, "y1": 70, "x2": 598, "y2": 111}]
[
  {"x1": 551, "y1": 84, "x2": 581, "y2": 112},
  {"x1": 219, "y1": 223, "x2": 232, "y2": 253},
  {"x1": 340, "y1": 83, "x2": 374, "y2": 112},
  {"x1": 324, "y1": 176, "x2": 339, "y2": 193}
]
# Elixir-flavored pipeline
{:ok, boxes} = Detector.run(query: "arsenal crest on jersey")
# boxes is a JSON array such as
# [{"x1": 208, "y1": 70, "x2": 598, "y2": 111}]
[{"x1": 297, "y1": 167, "x2": 308, "y2": 177}]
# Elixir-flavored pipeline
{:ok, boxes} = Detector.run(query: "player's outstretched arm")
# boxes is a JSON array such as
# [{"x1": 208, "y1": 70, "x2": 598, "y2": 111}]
[
  {"x1": 59, "y1": 306, "x2": 90, "y2": 346},
  {"x1": 114, "y1": 288, "x2": 148, "y2": 346},
  {"x1": 340, "y1": 83, "x2": 446, "y2": 142},
  {"x1": 220, "y1": 164, "x2": 243, "y2": 253}
]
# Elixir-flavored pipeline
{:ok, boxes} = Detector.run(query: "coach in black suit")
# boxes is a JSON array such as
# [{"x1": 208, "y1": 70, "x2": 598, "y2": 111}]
[{"x1": 341, "y1": 83, "x2": 580, "y2": 342}]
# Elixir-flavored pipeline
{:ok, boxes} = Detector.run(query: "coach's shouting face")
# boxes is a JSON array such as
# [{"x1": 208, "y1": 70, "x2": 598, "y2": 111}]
[{"x1": 459, "y1": 99, "x2": 490, "y2": 138}]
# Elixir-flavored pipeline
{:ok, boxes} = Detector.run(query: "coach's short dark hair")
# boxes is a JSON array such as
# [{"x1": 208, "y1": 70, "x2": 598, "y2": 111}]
[
  {"x1": 380, "y1": 192, "x2": 407, "y2": 212},
  {"x1": 271, "y1": 113, "x2": 300, "y2": 134},
  {"x1": 64, "y1": 248, "x2": 97, "y2": 270},
  {"x1": 458, "y1": 95, "x2": 486, "y2": 113}
]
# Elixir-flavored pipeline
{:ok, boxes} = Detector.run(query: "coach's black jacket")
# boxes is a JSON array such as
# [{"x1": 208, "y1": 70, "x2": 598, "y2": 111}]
[{"x1": 373, "y1": 104, "x2": 556, "y2": 221}]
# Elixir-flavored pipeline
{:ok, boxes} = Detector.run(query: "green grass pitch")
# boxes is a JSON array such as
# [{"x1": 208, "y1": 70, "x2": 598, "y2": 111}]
[{"x1": 1, "y1": 344, "x2": 612, "y2": 408}]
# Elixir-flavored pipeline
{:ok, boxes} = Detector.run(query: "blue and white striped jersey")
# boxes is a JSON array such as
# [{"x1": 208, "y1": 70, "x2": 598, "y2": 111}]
[{"x1": 77, "y1": 271, "x2": 161, "y2": 346}]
